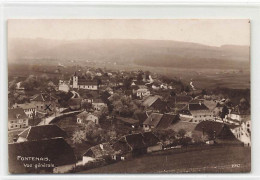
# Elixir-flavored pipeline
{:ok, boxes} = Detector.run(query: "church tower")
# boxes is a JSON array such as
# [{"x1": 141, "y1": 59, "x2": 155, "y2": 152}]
[{"x1": 72, "y1": 72, "x2": 78, "y2": 89}]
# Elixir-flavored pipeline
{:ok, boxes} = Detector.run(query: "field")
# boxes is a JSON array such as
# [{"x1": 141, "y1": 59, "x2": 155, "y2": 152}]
[
  {"x1": 79, "y1": 146, "x2": 250, "y2": 173},
  {"x1": 8, "y1": 62, "x2": 250, "y2": 90}
]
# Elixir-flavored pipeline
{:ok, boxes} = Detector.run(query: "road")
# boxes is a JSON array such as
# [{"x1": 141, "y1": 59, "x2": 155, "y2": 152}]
[{"x1": 38, "y1": 110, "x2": 82, "y2": 125}]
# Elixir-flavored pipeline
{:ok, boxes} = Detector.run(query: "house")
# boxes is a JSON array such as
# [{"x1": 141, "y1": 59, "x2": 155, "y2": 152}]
[
  {"x1": 142, "y1": 95, "x2": 162, "y2": 108},
  {"x1": 142, "y1": 132, "x2": 162, "y2": 153},
  {"x1": 92, "y1": 98, "x2": 107, "y2": 111},
  {"x1": 179, "y1": 103, "x2": 213, "y2": 123},
  {"x1": 143, "y1": 113, "x2": 179, "y2": 131},
  {"x1": 118, "y1": 117, "x2": 139, "y2": 128},
  {"x1": 15, "y1": 81, "x2": 25, "y2": 91},
  {"x1": 136, "y1": 88, "x2": 150, "y2": 98},
  {"x1": 12, "y1": 103, "x2": 36, "y2": 119},
  {"x1": 70, "y1": 72, "x2": 98, "y2": 90},
  {"x1": 9, "y1": 138, "x2": 76, "y2": 174},
  {"x1": 133, "y1": 112, "x2": 148, "y2": 126},
  {"x1": 194, "y1": 120, "x2": 237, "y2": 141},
  {"x1": 143, "y1": 113, "x2": 163, "y2": 131},
  {"x1": 151, "y1": 83, "x2": 160, "y2": 90},
  {"x1": 112, "y1": 132, "x2": 162, "y2": 159},
  {"x1": 58, "y1": 80, "x2": 70, "y2": 92},
  {"x1": 17, "y1": 124, "x2": 67, "y2": 142},
  {"x1": 30, "y1": 93, "x2": 57, "y2": 114},
  {"x1": 83, "y1": 143, "x2": 118, "y2": 165},
  {"x1": 8, "y1": 108, "x2": 29, "y2": 130},
  {"x1": 230, "y1": 116, "x2": 251, "y2": 146},
  {"x1": 77, "y1": 111, "x2": 99, "y2": 124},
  {"x1": 228, "y1": 106, "x2": 250, "y2": 123}
]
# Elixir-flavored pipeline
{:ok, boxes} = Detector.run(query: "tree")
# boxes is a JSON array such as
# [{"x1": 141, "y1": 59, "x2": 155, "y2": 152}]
[
  {"x1": 220, "y1": 105, "x2": 229, "y2": 120},
  {"x1": 82, "y1": 101, "x2": 93, "y2": 111},
  {"x1": 201, "y1": 89, "x2": 207, "y2": 95},
  {"x1": 178, "y1": 129, "x2": 186, "y2": 138},
  {"x1": 123, "y1": 77, "x2": 133, "y2": 90},
  {"x1": 170, "y1": 91, "x2": 176, "y2": 97},
  {"x1": 137, "y1": 72, "x2": 143, "y2": 82},
  {"x1": 71, "y1": 130, "x2": 86, "y2": 144},
  {"x1": 239, "y1": 98, "x2": 250, "y2": 110},
  {"x1": 185, "y1": 86, "x2": 190, "y2": 93}
]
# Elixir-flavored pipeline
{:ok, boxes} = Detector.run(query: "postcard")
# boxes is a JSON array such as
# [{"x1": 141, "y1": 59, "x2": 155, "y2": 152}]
[{"x1": 8, "y1": 19, "x2": 251, "y2": 173}]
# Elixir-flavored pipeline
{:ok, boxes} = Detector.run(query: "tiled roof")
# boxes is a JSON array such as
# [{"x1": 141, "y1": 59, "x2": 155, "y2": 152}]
[
  {"x1": 189, "y1": 103, "x2": 209, "y2": 111},
  {"x1": 18, "y1": 125, "x2": 67, "y2": 141},
  {"x1": 143, "y1": 113, "x2": 163, "y2": 127},
  {"x1": 142, "y1": 96, "x2": 161, "y2": 107},
  {"x1": 8, "y1": 108, "x2": 28, "y2": 121},
  {"x1": 157, "y1": 114, "x2": 180, "y2": 129},
  {"x1": 83, "y1": 143, "x2": 116, "y2": 158}
]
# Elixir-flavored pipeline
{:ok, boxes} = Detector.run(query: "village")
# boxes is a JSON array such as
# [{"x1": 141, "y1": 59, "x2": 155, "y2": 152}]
[{"x1": 8, "y1": 65, "x2": 251, "y2": 173}]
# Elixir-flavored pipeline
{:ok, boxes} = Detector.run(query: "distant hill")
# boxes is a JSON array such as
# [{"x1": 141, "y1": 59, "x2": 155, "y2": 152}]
[{"x1": 8, "y1": 38, "x2": 250, "y2": 69}]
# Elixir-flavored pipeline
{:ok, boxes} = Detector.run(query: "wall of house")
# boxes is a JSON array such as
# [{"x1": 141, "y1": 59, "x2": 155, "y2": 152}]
[
  {"x1": 17, "y1": 136, "x2": 27, "y2": 143},
  {"x1": 147, "y1": 144, "x2": 163, "y2": 153},
  {"x1": 191, "y1": 110, "x2": 214, "y2": 123},
  {"x1": 53, "y1": 164, "x2": 76, "y2": 173},
  {"x1": 229, "y1": 114, "x2": 241, "y2": 121},
  {"x1": 93, "y1": 103, "x2": 106, "y2": 111},
  {"x1": 83, "y1": 156, "x2": 95, "y2": 165},
  {"x1": 231, "y1": 121, "x2": 251, "y2": 146},
  {"x1": 87, "y1": 115, "x2": 99, "y2": 124},
  {"x1": 58, "y1": 83, "x2": 70, "y2": 92},
  {"x1": 8, "y1": 119, "x2": 28, "y2": 130}
]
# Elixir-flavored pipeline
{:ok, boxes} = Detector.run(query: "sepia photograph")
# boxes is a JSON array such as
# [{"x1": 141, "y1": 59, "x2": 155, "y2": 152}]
[{"x1": 7, "y1": 19, "x2": 251, "y2": 174}]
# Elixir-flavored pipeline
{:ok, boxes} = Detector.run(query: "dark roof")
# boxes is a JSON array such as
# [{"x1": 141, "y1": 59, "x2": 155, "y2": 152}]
[
  {"x1": 93, "y1": 98, "x2": 105, "y2": 104},
  {"x1": 175, "y1": 95, "x2": 192, "y2": 103},
  {"x1": 83, "y1": 143, "x2": 116, "y2": 158},
  {"x1": 119, "y1": 117, "x2": 139, "y2": 125},
  {"x1": 8, "y1": 138, "x2": 76, "y2": 174},
  {"x1": 142, "y1": 132, "x2": 160, "y2": 147},
  {"x1": 195, "y1": 120, "x2": 235, "y2": 139},
  {"x1": 18, "y1": 125, "x2": 67, "y2": 141},
  {"x1": 134, "y1": 112, "x2": 148, "y2": 124},
  {"x1": 143, "y1": 113, "x2": 163, "y2": 127},
  {"x1": 125, "y1": 133, "x2": 146, "y2": 150},
  {"x1": 189, "y1": 103, "x2": 209, "y2": 111},
  {"x1": 112, "y1": 138, "x2": 131, "y2": 154},
  {"x1": 157, "y1": 114, "x2": 180, "y2": 129},
  {"x1": 8, "y1": 108, "x2": 27, "y2": 121},
  {"x1": 142, "y1": 95, "x2": 161, "y2": 107},
  {"x1": 150, "y1": 98, "x2": 167, "y2": 111}
]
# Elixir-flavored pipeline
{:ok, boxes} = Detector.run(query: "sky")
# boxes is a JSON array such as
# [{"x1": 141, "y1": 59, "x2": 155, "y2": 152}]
[{"x1": 8, "y1": 19, "x2": 250, "y2": 47}]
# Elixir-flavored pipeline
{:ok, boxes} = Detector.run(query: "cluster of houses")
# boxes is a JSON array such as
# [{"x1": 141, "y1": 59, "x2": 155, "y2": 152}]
[{"x1": 8, "y1": 67, "x2": 251, "y2": 173}]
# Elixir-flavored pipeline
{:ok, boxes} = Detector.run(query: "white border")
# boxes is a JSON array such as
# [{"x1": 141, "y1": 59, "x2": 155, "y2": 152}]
[{"x1": 1, "y1": 1, "x2": 260, "y2": 180}]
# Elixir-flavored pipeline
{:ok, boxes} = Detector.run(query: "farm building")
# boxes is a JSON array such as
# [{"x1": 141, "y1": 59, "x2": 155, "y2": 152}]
[{"x1": 17, "y1": 124, "x2": 67, "y2": 142}]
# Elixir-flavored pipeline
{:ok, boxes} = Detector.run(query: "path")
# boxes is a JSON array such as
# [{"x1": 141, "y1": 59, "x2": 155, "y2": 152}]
[{"x1": 38, "y1": 110, "x2": 82, "y2": 125}]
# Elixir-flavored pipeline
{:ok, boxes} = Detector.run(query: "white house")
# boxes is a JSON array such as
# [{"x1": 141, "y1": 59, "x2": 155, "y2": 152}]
[
  {"x1": 230, "y1": 117, "x2": 251, "y2": 146},
  {"x1": 8, "y1": 108, "x2": 29, "y2": 130},
  {"x1": 58, "y1": 80, "x2": 70, "y2": 92},
  {"x1": 92, "y1": 98, "x2": 107, "y2": 111},
  {"x1": 12, "y1": 103, "x2": 36, "y2": 119},
  {"x1": 77, "y1": 111, "x2": 99, "y2": 124},
  {"x1": 136, "y1": 88, "x2": 150, "y2": 98}
]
